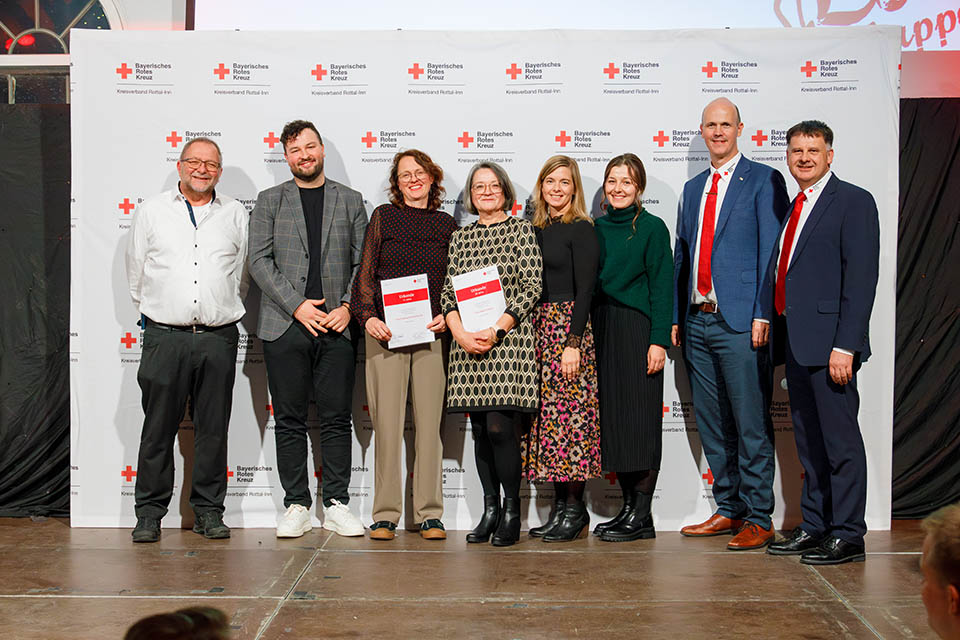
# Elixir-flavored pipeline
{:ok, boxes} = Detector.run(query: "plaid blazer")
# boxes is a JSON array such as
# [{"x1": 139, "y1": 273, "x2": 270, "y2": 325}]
[{"x1": 248, "y1": 178, "x2": 368, "y2": 341}]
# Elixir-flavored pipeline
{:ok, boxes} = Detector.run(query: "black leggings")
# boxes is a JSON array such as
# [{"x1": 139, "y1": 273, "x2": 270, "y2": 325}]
[{"x1": 470, "y1": 410, "x2": 522, "y2": 501}]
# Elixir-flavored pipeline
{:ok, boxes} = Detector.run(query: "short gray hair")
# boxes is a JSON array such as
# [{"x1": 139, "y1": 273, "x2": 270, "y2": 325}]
[
  {"x1": 179, "y1": 137, "x2": 222, "y2": 163},
  {"x1": 463, "y1": 161, "x2": 516, "y2": 215}
]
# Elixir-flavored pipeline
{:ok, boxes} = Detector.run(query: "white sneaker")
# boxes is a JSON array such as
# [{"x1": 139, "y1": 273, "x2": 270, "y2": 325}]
[
  {"x1": 322, "y1": 499, "x2": 365, "y2": 536},
  {"x1": 276, "y1": 504, "x2": 312, "y2": 538}
]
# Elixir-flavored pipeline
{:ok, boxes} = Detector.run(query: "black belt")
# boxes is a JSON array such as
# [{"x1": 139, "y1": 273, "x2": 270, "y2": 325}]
[{"x1": 146, "y1": 318, "x2": 237, "y2": 333}]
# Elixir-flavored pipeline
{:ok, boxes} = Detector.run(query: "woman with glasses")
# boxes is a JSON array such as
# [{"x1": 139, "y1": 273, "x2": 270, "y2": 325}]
[
  {"x1": 592, "y1": 153, "x2": 673, "y2": 543},
  {"x1": 441, "y1": 162, "x2": 542, "y2": 547},
  {"x1": 522, "y1": 155, "x2": 601, "y2": 542},
  {"x1": 351, "y1": 149, "x2": 458, "y2": 541}
]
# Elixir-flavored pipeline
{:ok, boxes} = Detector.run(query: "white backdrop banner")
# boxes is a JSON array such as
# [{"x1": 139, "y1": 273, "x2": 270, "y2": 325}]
[{"x1": 69, "y1": 27, "x2": 899, "y2": 531}]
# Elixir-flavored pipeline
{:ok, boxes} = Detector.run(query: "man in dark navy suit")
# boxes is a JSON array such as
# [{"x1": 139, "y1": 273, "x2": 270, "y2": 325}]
[
  {"x1": 673, "y1": 97, "x2": 789, "y2": 550},
  {"x1": 765, "y1": 120, "x2": 880, "y2": 565}
]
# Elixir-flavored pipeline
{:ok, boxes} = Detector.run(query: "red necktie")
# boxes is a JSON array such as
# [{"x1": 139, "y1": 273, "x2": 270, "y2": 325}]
[
  {"x1": 775, "y1": 191, "x2": 807, "y2": 316},
  {"x1": 696, "y1": 172, "x2": 722, "y2": 296}
]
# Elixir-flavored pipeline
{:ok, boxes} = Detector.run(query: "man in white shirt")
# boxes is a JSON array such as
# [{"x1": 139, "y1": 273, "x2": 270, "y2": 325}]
[
  {"x1": 125, "y1": 137, "x2": 249, "y2": 543},
  {"x1": 672, "y1": 98, "x2": 789, "y2": 550},
  {"x1": 765, "y1": 120, "x2": 879, "y2": 564}
]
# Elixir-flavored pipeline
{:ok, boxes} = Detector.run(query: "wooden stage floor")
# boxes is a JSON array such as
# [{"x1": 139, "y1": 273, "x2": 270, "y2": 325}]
[{"x1": 0, "y1": 518, "x2": 932, "y2": 639}]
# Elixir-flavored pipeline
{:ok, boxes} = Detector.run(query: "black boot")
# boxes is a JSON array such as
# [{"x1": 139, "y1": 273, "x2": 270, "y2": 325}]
[
  {"x1": 599, "y1": 491, "x2": 655, "y2": 542},
  {"x1": 543, "y1": 502, "x2": 589, "y2": 542},
  {"x1": 529, "y1": 499, "x2": 565, "y2": 538},
  {"x1": 466, "y1": 495, "x2": 500, "y2": 543},
  {"x1": 491, "y1": 497, "x2": 521, "y2": 547},
  {"x1": 593, "y1": 487, "x2": 635, "y2": 536}
]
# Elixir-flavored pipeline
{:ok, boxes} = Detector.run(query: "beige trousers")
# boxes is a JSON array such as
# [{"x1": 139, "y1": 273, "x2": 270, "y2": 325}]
[{"x1": 365, "y1": 333, "x2": 447, "y2": 524}]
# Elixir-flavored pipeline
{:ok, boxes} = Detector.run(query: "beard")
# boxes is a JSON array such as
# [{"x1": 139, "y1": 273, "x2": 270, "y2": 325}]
[{"x1": 291, "y1": 157, "x2": 324, "y2": 182}]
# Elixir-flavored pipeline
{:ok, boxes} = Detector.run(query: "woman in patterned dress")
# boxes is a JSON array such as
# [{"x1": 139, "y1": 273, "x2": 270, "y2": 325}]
[
  {"x1": 522, "y1": 155, "x2": 601, "y2": 542},
  {"x1": 592, "y1": 153, "x2": 673, "y2": 543},
  {"x1": 351, "y1": 150, "x2": 458, "y2": 542},
  {"x1": 441, "y1": 162, "x2": 542, "y2": 547}
]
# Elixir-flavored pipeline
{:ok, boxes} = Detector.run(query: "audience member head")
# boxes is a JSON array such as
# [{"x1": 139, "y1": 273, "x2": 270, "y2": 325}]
[
  {"x1": 124, "y1": 606, "x2": 231, "y2": 640},
  {"x1": 922, "y1": 502, "x2": 960, "y2": 639}
]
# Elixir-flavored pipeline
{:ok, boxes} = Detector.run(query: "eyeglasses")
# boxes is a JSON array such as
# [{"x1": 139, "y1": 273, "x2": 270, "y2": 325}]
[
  {"x1": 182, "y1": 158, "x2": 222, "y2": 171},
  {"x1": 398, "y1": 169, "x2": 429, "y2": 183},
  {"x1": 471, "y1": 182, "x2": 502, "y2": 194}
]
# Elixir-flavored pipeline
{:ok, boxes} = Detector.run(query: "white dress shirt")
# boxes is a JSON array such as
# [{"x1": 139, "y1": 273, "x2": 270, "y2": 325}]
[
  {"x1": 774, "y1": 170, "x2": 850, "y2": 355},
  {"x1": 126, "y1": 188, "x2": 249, "y2": 327},
  {"x1": 691, "y1": 152, "x2": 741, "y2": 305}
]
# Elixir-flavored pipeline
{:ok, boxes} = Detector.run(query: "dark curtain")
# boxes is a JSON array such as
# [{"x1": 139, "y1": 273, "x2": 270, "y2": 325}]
[
  {"x1": 893, "y1": 98, "x2": 960, "y2": 518},
  {"x1": 0, "y1": 105, "x2": 70, "y2": 517}
]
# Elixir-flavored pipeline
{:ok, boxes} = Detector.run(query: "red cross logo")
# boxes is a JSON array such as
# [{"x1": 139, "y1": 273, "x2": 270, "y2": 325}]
[
  {"x1": 266, "y1": 403, "x2": 273, "y2": 415},
  {"x1": 121, "y1": 465, "x2": 137, "y2": 482},
  {"x1": 120, "y1": 332, "x2": 137, "y2": 349},
  {"x1": 653, "y1": 130, "x2": 669, "y2": 147},
  {"x1": 801, "y1": 60, "x2": 817, "y2": 78},
  {"x1": 263, "y1": 131, "x2": 280, "y2": 149},
  {"x1": 505, "y1": 63, "x2": 521, "y2": 80},
  {"x1": 118, "y1": 198, "x2": 135, "y2": 216},
  {"x1": 555, "y1": 130, "x2": 571, "y2": 147},
  {"x1": 311, "y1": 64, "x2": 328, "y2": 81},
  {"x1": 408, "y1": 63, "x2": 424, "y2": 79},
  {"x1": 457, "y1": 131, "x2": 474, "y2": 148},
  {"x1": 116, "y1": 63, "x2": 132, "y2": 79},
  {"x1": 752, "y1": 129, "x2": 768, "y2": 147},
  {"x1": 604, "y1": 471, "x2": 618, "y2": 485},
  {"x1": 314, "y1": 468, "x2": 323, "y2": 479},
  {"x1": 166, "y1": 131, "x2": 183, "y2": 148},
  {"x1": 511, "y1": 202, "x2": 523, "y2": 216},
  {"x1": 213, "y1": 63, "x2": 229, "y2": 80},
  {"x1": 361, "y1": 131, "x2": 377, "y2": 148},
  {"x1": 662, "y1": 404, "x2": 669, "y2": 416},
  {"x1": 226, "y1": 467, "x2": 234, "y2": 479},
  {"x1": 603, "y1": 62, "x2": 620, "y2": 79},
  {"x1": 702, "y1": 61, "x2": 718, "y2": 78},
  {"x1": 702, "y1": 468, "x2": 715, "y2": 485}
]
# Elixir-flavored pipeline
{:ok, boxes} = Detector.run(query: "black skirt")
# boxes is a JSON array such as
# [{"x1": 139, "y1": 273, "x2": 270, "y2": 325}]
[{"x1": 592, "y1": 300, "x2": 664, "y2": 471}]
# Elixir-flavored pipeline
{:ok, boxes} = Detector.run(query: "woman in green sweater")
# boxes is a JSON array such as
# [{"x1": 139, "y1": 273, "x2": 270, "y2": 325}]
[{"x1": 592, "y1": 153, "x2": 674, "y2": 542}]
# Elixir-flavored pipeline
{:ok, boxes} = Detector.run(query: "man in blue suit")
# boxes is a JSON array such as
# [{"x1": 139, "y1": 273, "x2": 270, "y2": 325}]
[
  {"x1": 673, "y1": 97, "x2": 789, "y2": 550},
  {"x1": 765, "y1": 120, "x2": 879, "y2": 565}
]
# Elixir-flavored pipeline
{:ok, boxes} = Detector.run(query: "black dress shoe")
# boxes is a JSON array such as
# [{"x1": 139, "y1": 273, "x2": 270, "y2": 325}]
[
  {"x1": 466, "y1": 495, "x2": 500, "y2": 544},
  {"x1": 543, "y1": 502, "x2": 589, "y2": 543},
  {"x1": 491, "y1": 497, "x2": 521, "y2": 547},
  {"x1": 193, "y1": 511, "x2": 231, "y2": 539},
  {"x1": 767, "y1": 527, "x2": 823, "y2": 556},
  {"x1": 530, "y1": 499, "x2": 565, "y2": 538},
  {"x1": 132, "y1": 516, "x2": 161, "y2": 543},
  {"x1": 800, "y1": 536, "x2": 865, "y2": 565}
]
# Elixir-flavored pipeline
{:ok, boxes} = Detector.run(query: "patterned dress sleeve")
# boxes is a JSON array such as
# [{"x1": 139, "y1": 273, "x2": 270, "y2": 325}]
[
  {"x1": 506, "y1": 220, "x2": 543, "y2": 322},
  {"x1": 349, "y1": 208, "x2": 383, "y2": 326},
  {"x1": 441, "y1": 228, "x2": 461, "y2": 317}
]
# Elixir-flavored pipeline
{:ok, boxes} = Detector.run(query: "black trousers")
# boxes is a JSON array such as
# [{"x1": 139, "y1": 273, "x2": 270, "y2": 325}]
[
  {"x1": 263, "y1": 322, "x2": 356, "y2": 509},
  {"x1": 135, "y1": 322, "x2": 238, "y2": 519}
]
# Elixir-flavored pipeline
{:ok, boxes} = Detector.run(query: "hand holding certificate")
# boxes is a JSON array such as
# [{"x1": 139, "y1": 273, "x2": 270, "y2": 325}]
[
  {"x1": 451, "y1": 265, "x2": 506, "y2": 333},
  {"x1": 381, "y1": 274, "x2": 435, "y2": 349}
]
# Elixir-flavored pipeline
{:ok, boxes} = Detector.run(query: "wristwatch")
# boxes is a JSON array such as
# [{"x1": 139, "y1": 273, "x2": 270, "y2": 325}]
[{"x1": 493, "y1": 327, "x2": 507, "y2": 343}]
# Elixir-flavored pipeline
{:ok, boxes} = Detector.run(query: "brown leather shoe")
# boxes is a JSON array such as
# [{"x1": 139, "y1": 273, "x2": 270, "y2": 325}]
[
  {"x1": 727, "y1": 521, "x2": 775, "y2": 550},
  {"x1": 680, "y1": 513, "x2": 744, "y2": 537}
]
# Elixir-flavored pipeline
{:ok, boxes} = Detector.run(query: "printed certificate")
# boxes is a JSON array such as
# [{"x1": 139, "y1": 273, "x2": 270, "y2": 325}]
[
  {"x1": 451, "y1": 265, "x2": 506, "y2": 333},
  {"x1": 381, "y1": 273, "x2": 434, "y2": 348}
]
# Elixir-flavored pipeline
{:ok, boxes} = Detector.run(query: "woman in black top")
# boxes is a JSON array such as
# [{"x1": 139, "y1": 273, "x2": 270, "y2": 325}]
[{"x1": 523, "y1": 155, "x2": 601, "y2": 542}]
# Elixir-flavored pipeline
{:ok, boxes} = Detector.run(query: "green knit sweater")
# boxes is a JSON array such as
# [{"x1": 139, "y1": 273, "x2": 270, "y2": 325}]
[{"x1": 594, "y1": 204, "x2": 674, "y2": 347}]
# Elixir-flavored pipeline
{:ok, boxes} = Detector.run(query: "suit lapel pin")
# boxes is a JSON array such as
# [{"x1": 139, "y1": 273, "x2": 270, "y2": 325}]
[{"x1": 739, "y1": 177, "x2": 744, "y2": 181}]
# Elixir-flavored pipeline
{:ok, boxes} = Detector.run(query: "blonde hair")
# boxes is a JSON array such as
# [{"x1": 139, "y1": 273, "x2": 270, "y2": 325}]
[{"x1": 531, "y1": 155, "x2": 592, "y2": 229}]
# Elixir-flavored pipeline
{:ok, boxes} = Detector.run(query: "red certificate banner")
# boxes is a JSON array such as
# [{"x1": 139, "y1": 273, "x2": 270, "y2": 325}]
[
  {"x1": 455, "y1": 279, "x2": 503, "y2": 302},
  {"x1": 383, "y1": 287, "x2": 429, "y2": 306}
]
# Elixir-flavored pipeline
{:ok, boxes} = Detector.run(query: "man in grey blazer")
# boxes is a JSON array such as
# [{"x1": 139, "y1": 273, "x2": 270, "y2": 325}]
[{"x1": 249, "y1": 120, "x2": 368, "y2": 538}]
